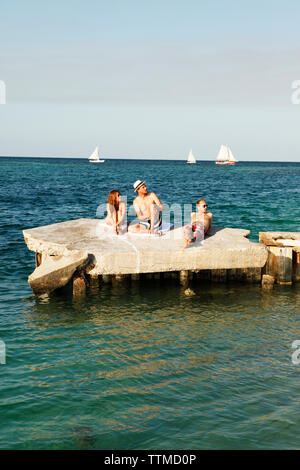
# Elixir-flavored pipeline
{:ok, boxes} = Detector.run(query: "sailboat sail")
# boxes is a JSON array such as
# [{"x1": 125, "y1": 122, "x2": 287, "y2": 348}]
[
  {"x1": 187, "y1": 149, "x2": 196, "y2": 164},
  {"x1": 228, "y1": 147, "x2": 237, "y2": 162},
  {"x1": 89, "y1": 146, "x2": 99, "y2": 162},
  {"x1": 216, "y1": 145, "x2": 229, "y2": 161},
  {"x1": 216, "y1": 145, "x2": 237, "y2": 165}
]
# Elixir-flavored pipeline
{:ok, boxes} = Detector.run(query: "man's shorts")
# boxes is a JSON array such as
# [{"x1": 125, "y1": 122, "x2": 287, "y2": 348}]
[{"x1": 139, "y1": 213, "x2": 162, "y2": 231}]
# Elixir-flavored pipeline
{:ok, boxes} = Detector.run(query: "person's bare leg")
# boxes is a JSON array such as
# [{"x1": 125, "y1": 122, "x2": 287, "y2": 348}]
[
  {"x1": 128, "y1": 223, "x2": 141, "y2": 233},
  {"x1": 194, "y1": 224, "x2": 204, "y2": 242},
  {"x1": 184, "y1": 239, "x2": 194, "y2": 248},
  {"x1": 128, "y1": 223, "x2": 148, "y2": 233},
  {"x1": 150, "y1": 204, "x2": 161, "y2": 235},
  {"x1": 117, "y1": 224, "x2": 127, "y2": 235},
  {"x1": 183, "y1": 225, "x2": 195, "y2": 248}
]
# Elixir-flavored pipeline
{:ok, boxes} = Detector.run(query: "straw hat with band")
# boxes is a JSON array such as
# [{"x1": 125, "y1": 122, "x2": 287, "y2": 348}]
[{"x1": 133, "y1": 180, "x2": 146, "y2": 192}]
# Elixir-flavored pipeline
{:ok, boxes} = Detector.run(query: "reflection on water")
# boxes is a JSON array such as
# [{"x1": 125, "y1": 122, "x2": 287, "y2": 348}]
[{"x1": 2, "y1": 281, "x2": 296, "y2": 449}]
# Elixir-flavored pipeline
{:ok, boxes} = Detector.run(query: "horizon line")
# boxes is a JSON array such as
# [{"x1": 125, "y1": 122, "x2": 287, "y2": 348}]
[{"x1": 0, "y1": 155, "x2": 299, "y2": 163}]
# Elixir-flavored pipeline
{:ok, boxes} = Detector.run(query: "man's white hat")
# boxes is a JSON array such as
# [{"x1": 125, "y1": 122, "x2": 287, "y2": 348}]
[{"x1": 133, "y1": 180, "x2": 145, "y2": 192}]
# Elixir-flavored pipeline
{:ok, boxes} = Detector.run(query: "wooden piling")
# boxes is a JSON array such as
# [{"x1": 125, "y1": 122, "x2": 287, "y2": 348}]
[
  {"x1": 163, "y1": 272, "x2": 172, "y2": 279},
  {"x1": 293, "y1": 250, "x2": 300, "y2": 283},
  {"x1": 180, "y1": 270, "x2": 189, "y2": 286},
  {"x1": 89, "y1": 274, "x2": 99, "y2": 289},
  {"x1": 73, "y1": 273, "x2": 86, "y2": 297},
  {"x1": 243, "y1": 267, "x2": 262, "y2": 283},
  {"x1": 113, "y1": 274, "x2": 127, "y2": 283},
  {"x1": 227, "y1": 268, "x2": 240, "y2": 282},
  {"x1": 102, "y1": 274, "x2": 112, "y2": 284},
  {"x1": 211, "y1": 269, "x2": 227, "y2": 283},
  {"x1": 276, "y1": 248, "x2": 293, "y2": 285},
  {"x1": 196, "y1": 270, "x2": 211, "y2": 281},
  {"x1": 265, "y1": 246, "x2": 293, "y2": 285},
  {"x1": 145, "y1": 273, "x2": 153, "y2": 280}
]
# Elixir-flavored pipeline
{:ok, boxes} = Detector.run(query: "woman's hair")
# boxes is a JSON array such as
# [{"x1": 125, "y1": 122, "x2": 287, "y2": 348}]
[
  {"x1": 107, "y1": 190, "x2": 120, "y2": 213},
  {"x1": 196, "y1": 199, "x2": 206, "y2": 206}
]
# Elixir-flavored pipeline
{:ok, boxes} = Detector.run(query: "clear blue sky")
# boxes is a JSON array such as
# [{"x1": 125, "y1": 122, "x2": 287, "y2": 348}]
[{"x1": 1, "y1": 0, "x2": 300, "y2": 160}]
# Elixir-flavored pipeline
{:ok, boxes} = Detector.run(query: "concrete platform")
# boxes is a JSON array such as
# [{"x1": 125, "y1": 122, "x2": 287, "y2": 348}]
[
  {"x1": 28, "y1": 252, "x2": 90, "y2": 295},
  {"x1": 23, "y1": 218, "x2": 268, "y2": 277},
  {"x1": 259, "y1": 231, "x2": 300, "y2": 249},
  {"x1": 259, "y1": 231, "x2": 300, "y2": 284}
]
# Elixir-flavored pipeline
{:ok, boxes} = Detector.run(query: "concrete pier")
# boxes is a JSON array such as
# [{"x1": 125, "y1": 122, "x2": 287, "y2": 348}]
[
  {"x1": 22, "y1": 218, "x2": 270, "y2": 295},
  {"x1": 259, "y1": 232, "x2": 300, "y2": 285},
  {"x1": 28, "y1": 252, "x2": 89, "y2": 296}
]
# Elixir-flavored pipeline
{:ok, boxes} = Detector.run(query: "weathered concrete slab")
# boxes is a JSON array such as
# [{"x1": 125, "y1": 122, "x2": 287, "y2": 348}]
[
  {"x1": 264, "y1": 246, "x2": 293, "y2": 284},
  {"x1": 275, "y1": 239, "x2": 300, "y2": 247},
  {"x1": 259, "y1": 231, "x2": 300, "y2": 246},
  {"x1": 259, "y1": 231, "x2": 300, "y2": 284},
  {"x1": 23, "y1": 218, "x2": 268, "y2": 276},
  {"x1": 28, "y1": 252, "x2": 89, "y2": 295},
  {"x1": 23, "y1": 219, "x2": 95, "y2": 256}
]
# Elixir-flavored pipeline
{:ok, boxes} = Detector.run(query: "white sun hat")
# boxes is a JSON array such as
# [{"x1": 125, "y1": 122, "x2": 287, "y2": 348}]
[{"x1": 133, "y1": 180, "x2": 146, "y2": 192}]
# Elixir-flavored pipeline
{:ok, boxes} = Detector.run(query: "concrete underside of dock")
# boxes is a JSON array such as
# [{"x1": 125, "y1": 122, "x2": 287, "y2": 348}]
[{"x1": 23, "y1": 218, "x2": 269, "y2": 295}]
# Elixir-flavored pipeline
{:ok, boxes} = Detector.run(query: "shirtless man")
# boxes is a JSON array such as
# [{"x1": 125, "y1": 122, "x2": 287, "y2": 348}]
[
  {"x1": 183, "y1": 199, "x2": 213, "y2": 248},
  {"x1": 129, "y1": 180, "x2": 164, "y2": 234}
]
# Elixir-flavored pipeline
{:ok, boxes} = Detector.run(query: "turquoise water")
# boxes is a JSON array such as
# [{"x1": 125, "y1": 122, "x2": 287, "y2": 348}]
[{"x1": 0, "y1": 157, "x2": 300, "y2": 449}]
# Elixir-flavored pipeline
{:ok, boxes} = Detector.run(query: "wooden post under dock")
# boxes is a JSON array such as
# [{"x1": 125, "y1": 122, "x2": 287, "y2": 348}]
[
  {"x1": 259, "y1": 231, "x2": 300, "y2": 285},
  {"x1": 73, "y1": 273, "x2": 86, "y2": 297},
  {"x1": 21, "y1": 218, "x2": 300, "y2": 296}
]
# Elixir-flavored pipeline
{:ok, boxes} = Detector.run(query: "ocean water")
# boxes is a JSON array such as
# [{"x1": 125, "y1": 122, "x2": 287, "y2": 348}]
[{"x1": 0, "y1": 156, "x2": 300, "y2": 450}]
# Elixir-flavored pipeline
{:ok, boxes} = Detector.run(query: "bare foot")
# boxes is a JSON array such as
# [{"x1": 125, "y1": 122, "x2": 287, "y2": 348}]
[
  {"x1": 183, "y1": 238, "x2": 195, "y2": 248},
  {"x1": 151, "y1": 229, "x2": 162, "y2": 236}
]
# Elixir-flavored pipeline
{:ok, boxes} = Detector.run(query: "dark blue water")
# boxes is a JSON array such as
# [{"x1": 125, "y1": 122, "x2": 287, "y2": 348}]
[{"x1": 0, "y1": 157, "x2": 300, "y2": 449}]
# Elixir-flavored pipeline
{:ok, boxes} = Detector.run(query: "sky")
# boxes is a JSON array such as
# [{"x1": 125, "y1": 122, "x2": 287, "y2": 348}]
[{"x1": 1, "y1": 0, "x2": 300, "y2": 160}]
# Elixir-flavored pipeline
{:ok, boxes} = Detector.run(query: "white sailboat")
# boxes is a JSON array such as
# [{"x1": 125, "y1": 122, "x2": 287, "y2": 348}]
[
  {"x1": 216, "y1": 144, "x2": 237, "y2": 165},
  {"x1": 187, "y1": 149, "x2": 196, "y2": 164},
  {"x1": 88, "y1": 146, "x2": 105, "y2": 163}
]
